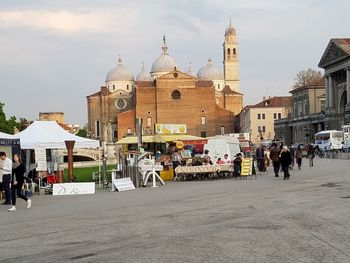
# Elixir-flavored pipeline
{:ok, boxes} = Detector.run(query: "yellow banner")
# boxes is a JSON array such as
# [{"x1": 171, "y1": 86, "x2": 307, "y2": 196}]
[
  {"x1": 241, "y1": 157, "x2": 253, "y2": 176},
  {"x1": 155, "y1": 124, "x2": 187, "y2": 134}
]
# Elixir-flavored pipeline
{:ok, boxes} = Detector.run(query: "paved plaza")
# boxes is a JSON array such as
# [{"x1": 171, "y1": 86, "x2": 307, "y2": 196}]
[{"x1": 1, "y1": 157, "x2": 350, "y2": 263}]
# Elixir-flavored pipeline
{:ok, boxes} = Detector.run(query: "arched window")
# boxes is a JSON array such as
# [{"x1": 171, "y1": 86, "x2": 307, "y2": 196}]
[
  {"x1": 233, "y1": 48, "x2": 236, "y2": 55},
  {"x1": 227, "y1": 48, "x2": 231, "y2": 55},
  {"x1": 126, "y1": 84, "x2": 129, "y2": 90}
]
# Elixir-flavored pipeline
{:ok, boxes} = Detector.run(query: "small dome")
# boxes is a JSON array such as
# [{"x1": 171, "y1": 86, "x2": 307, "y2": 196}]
[
  {"x1": 151, "y1": 37, "x2": 176, "y2": 74},
  {"x1": 106, "y1": 57, "x2": 134, "y2": 82},
  {"x1": 186, "y1": 62, "x2": 195, "y2": 77},
  {"x1": 136, "y1": 62, "x2": 151, "y2": 81},
  {"x1": 225, "y1": 20, "x2": 236, "y2": 35},
  {"x1": 197, "y1": 58, "x2": 224, "y2": 80}
]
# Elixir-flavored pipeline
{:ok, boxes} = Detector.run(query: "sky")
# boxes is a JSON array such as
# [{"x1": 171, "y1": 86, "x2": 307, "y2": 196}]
[{"x1": 0, "y1": 0, "x2": 349, "y2": 126}]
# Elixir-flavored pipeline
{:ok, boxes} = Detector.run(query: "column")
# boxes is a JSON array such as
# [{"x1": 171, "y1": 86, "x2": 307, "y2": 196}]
[
  {"x1": 328, "y1": 74, "x2": 333, "y2": 108},
  {"x1": 347, "y1": 67, "x2": 350, "y2": 105},
  {"x1": 325, "y1": 76, "x2": 329, "y2": 108}
]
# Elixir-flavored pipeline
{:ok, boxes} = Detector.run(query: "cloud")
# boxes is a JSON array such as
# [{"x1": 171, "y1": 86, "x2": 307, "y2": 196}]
[{"x1": 0, "y1": 9, "x2": 139, "y2": 34}]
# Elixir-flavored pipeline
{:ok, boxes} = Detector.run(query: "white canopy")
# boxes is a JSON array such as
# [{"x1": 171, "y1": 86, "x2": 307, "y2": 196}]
[
  {"x1": 14, "y1": 121, "x2": 100, "y2": 149},
  {"x1": 0, "y1": 131, "x2": 15, "y2": 139}
]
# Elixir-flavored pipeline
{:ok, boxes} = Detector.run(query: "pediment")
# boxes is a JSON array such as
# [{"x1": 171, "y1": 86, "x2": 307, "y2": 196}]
[
  {"x1": 319, "y1": 40, "x2": 349, "y2": 68},
  {"x1": 157, "y1": 70, "x2": 196, "y2": 80}
]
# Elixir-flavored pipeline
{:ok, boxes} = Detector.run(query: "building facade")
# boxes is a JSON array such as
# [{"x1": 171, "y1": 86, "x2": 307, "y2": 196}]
[
  {"x1": 39, "y1": 112, "x2": 64, "y2": 123},
  {"x1": 274, "y1": 81, "x2": 325, "y2": 145},
  {"x1": 240, "y1": 97, "x2": 291, "y2": 144},
  {"x1": 318, "y1": 38, "x2": 350, "y2": 128},
  {"x1": 87, "y1": 23, "x2": 243, "y2": 145}
]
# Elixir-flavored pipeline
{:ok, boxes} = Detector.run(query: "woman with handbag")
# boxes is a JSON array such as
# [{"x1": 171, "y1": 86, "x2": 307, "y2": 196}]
[{"x1": 8, "y1": 154, "x2": 32, "y2": 212}]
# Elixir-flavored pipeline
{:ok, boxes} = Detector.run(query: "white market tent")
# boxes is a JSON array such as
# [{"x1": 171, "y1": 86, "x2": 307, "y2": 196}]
[
  {"x1": 0, "y1": 131, "x2": 16, "y2": 139},
  {"x1": 14, "y1": 121, "x2": 100, "y2": 149}
]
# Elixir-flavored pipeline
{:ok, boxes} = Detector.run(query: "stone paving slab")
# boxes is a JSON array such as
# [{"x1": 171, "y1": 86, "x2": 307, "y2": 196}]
[{"x1": 0, "y1": 157, "x2": 349, "y2": 262}]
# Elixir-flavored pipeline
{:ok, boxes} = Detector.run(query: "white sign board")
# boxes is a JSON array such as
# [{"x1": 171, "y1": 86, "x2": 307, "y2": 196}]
[
  {"x1": 52, "y1": 182, "x2": 95, "y2": 195},
  {"x1": 35, "y1": 148, "x2": 47, "y2": 171},
  {"x1": 113, "y1": 177, "x2": 135, "y2": 192}
]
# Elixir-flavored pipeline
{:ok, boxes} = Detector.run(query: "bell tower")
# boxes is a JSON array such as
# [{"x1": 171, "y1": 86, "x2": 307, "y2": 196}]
[{"x1": 223, "y1": 21, "x2": 239, "y2": 92}]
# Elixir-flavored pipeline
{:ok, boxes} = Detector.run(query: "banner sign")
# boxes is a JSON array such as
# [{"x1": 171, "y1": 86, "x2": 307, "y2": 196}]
[
  {"x1": 53, "y1": 182, "x2": 95, "y2": 195},
  {"x1": 113, "y1": 177, "x2": 135, "y2": 192},
  {"x1": 155, "y1": 124, "x2": 187, "y2": 134},
  {"x1": 0, "y1": 138, "x2": 20, "y2": 146},
  {"x1": 35, "y1": 148, "x2": 47, "y2": 171},
  {"x1": 241, "y1": 157, "x2": 253, "y2": 176}
]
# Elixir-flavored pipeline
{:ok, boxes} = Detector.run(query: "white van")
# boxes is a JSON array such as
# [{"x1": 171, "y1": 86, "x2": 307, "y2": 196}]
[
  {"x1": 314, "y1": 130, "x2": 343, "y2": 151},
  {"x1": 342, "y1": 125, "x2": 350, "y2": 151},
  {"x1": 203, "y1": 136, "x2": 241, "y2": 162}
]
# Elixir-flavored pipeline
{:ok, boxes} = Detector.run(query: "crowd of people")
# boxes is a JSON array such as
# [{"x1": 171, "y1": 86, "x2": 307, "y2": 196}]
[
  {"x1": 259, "y1": 143, "x2": 316, "y2": 180},
  {"x1": 166, "y1": 141, "x2": 316, "y2": 180},
  {"x1": 0, "y1": 151, "x2": 32, "y2": 212}
]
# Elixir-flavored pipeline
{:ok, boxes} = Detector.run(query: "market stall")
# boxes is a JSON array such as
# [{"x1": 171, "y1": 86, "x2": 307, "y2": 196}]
[{"x1": 116, "y1": 133, "x2": 208, "y2": 180}]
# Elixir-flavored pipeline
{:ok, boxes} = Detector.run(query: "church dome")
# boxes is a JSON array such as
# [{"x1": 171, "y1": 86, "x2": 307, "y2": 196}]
[
  {"x1": 151, "y1": 37, "x2": 176, "y2": 74},
  {"x1": 136, "y1": 62, "x2": 151, "y2": 81},
  {"x1": 197, "y1": 58, "x2": 224, "y2": 80},
  {"x1": 106, "y1": 57, "x2": 134, "y2": 82},
  {"x1": 225, "y1": 21, "x2": 236, "y2": 35}
]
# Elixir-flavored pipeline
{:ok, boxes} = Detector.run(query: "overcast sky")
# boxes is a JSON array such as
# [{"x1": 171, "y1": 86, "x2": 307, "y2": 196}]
[{"x1": 0, "y1": 0, "x2": 348, "y2": 126}]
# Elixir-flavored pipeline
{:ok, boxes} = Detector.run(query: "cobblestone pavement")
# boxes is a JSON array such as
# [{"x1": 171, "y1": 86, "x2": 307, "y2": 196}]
[{"x1": 0, "y1": 157, "x2": 349, "y2": 263}]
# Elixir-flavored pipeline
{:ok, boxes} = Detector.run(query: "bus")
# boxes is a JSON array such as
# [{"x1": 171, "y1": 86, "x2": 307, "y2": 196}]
[
  {"x1": 342, "y1": 125, "x2": 350, "y2": 151},
  {"x1": 314, "y1": 130, "x2": 343, "y2": 151}
]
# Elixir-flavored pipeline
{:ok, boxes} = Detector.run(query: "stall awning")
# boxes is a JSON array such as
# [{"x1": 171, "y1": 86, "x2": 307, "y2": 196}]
[
  {"x1": 115, "y1": 135, "x2": 154, "y2": 144},
  {"x1": 153, "y1": 134, "x2": 207, "y2": 144},
  {"x1": 116, "y1": 134, "x2": 207, "y2": 144}
]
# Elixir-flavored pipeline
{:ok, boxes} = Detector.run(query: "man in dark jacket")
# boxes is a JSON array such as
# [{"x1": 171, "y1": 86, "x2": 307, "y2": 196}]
[
  {"x1": 269, "y1": 143, "x2": 281, "y2": 177},
  {"x1": 280, "y1": 146, "x2": 292, "y2": 180}
]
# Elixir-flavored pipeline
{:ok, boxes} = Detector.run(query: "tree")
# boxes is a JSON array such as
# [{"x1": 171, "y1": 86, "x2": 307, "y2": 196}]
[
  {"x1": 76, "y1": 125, "x2": 87, "y2": 137},
  {"x1": 0, "y1": 102, "x2": 15, "y2": 134},
  {"x1": 293, "y1": 68, "x2": 323, "y2": 89},
  {"x1": 0, "y1": 101, "x2": 30, "y2": 134}
]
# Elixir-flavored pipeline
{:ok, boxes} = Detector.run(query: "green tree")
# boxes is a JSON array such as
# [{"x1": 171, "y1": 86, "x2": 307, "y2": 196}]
[
  {"x1": 76, "y1": 126, "x2": 87, "y2": 137},
  {"x1": 293, "y1": 68, "x2": 323, "y2": 89},
  {"x1": 0, "y1": 101, "x2": 30, "y2": 134}
]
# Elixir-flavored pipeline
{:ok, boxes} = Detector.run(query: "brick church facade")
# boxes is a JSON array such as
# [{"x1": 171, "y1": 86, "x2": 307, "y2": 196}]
[{"x1": 87, "y1": 22, "x2": 243, "y2": 142}]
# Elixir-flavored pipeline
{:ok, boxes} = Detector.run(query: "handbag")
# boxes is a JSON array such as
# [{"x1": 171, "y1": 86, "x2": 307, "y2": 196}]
[{"x1": 23, "y1": 182, "x2": 33, "y2": 197}]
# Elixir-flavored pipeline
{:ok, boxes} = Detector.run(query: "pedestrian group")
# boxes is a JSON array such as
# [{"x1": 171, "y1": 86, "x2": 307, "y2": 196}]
[{"x1": 0, "y1": 151, "x2": 32, "y2": 212}]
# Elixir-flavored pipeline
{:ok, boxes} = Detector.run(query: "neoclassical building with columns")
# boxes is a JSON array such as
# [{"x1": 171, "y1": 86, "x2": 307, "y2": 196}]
[
  {"x1": 318, "y1": 38, "x2": 350, "y2": 128},
  {"x1": 87, "y1": 22, "x2": 243, "y2": 146}
]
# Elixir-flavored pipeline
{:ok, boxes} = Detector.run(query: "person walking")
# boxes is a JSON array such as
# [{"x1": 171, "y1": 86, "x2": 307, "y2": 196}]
[
  {"x1": 307, "y1": 144, "x2": 315, "y2": 167},
  {"x1": 0, "y1": 151, "x2": 12, "y2": 205},
  {"x1": 8, "y1": 154, "x2": 32, "y2": 212},
  {"x1": 280, "y1": 146, "x2": 292, "y2": 180},
  {"x1": 295, "y1": 145, "x2": 303, "y2": 170},
  {"x1": 269, "y1": 143, "x2": 281, "y2": 177},
  {"x1": 255, "y1": 145, "x2": 265, "y2": 172}
]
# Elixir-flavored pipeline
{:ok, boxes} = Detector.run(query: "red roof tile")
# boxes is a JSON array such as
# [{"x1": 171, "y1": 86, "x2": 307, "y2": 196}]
[{"x1": 250, "y1": 96, "x2": 292, "y2": 108}]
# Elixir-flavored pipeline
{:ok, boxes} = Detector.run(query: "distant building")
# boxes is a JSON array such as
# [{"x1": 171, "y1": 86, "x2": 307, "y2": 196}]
[
  {"x1": 240, "y1": 96, "x2": 292, "y2": 144},
  {"x1": 39, "y1": 112, "x2": 64, "y2": 123},
  {"x1": 318, "y1": 38, "x2": 350, "y2": 128},
  {"x1": 39, "y1": 112, "x2": 80, "y2": 134},
  {"x1": 86, "y1": 22, "x2": 243, "y2": 143},
  {"x1": 274, "y1": 80, "x2": 325, "y2": 145}
]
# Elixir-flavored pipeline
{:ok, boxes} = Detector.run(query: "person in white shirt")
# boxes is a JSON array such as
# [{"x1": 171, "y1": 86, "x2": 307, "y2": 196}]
[
  {"x1": 0, "y1": 151, "x2": 12, "y2": 205},
  {"x1": 223, "y1": 154, "x2": 231, "y2": 164}
]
